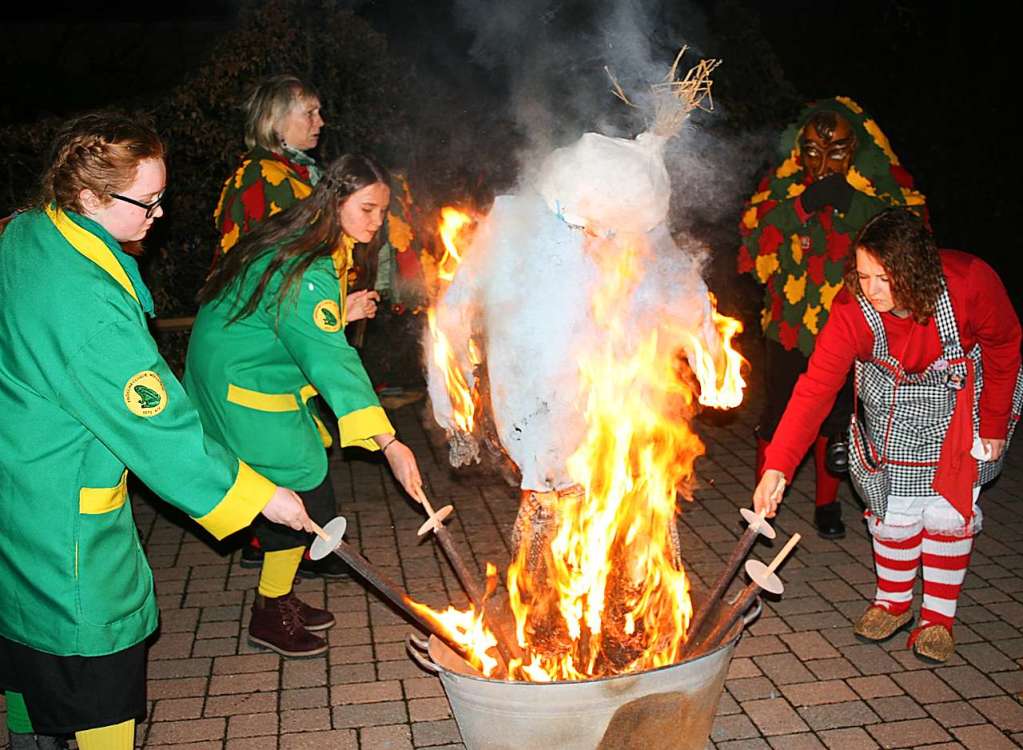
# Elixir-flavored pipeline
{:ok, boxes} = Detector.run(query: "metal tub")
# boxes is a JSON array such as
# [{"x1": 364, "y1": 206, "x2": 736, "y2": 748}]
[{"x1": 408, "y1": 599, "x2": 759, "y2": 750}]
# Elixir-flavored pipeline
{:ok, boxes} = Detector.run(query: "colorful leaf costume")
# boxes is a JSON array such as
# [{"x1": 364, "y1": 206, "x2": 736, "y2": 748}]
[{"x1": 737, "y1": 96, "x2": 927, "y2": 356}]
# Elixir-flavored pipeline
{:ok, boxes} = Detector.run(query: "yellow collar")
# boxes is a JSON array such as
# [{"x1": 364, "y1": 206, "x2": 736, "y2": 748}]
[{"x1": 44, "y1": 205, "x2": 140, "y2": 304}]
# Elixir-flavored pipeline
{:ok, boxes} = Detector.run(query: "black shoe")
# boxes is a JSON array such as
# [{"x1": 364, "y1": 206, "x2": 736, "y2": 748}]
[
  {"x1": 814, "y1": 502, "x2": 846, "y2": 539},
  {"x1": 239, "y1": 543, "x2": 264, "y2": 569},
  {"x1": 297, "y1": 554, "x2": 350, "y2": 580},
  {"x1": 825, "y1": 433, "x2": 849, "y2": 474}
]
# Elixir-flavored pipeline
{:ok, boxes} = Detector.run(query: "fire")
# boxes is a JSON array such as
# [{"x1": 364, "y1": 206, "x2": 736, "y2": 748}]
[
  {"x1": 437, "y1": 206, "x2": 473, "y2": 282},
  {"x1": 502, "y1": 238, "x2": 703, "y2": 680},
  {"x1": 417, "y1": 214, "x2": 747, "y2": 682},
  {"x1": 427, "y1": 307, "x2": 476, "y2": 434},
  {"x1": 682, "y1": 294, "x2": 747, "y2": 409},
  {"x1": 426, "y1": 206, "x2": 481, "y2": 436}
]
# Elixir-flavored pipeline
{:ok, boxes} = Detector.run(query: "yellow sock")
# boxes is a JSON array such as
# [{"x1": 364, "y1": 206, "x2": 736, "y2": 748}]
[
  {"x1": 75, "y1": 719, "x2": 135, "y2": 750},
  {"x1": 258, "y1": 546, "x2": 305, "y2": 597}
]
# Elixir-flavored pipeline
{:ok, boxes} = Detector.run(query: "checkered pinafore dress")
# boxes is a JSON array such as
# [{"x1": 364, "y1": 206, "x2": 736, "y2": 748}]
[{"x1": 848, "y1": 285, "x2": 1023, "y2": 519}]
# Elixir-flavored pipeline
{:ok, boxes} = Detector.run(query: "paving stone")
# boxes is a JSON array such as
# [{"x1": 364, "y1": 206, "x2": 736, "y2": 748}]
[
  {"x1": 332, "y1": 700, "x2": 409, "y2": 728},
  {"x1": 711, "y1": 714, "x2": 760, "y2": 742},
  {"x1": 147, "y1": 718, "x2": 227, "y2": 744},
  {"x1": 781, "y1": 680, "x2": 859, "y2": 707},
  {"x1": 891, "y1": 671, "x2": 961, "y2": 704},
  {"x1": 936, "y1": 665, "x2": 1004, "y2": 699},
  {"x1": 817, "y1": 727, "x2": 881, "y2": 749},
  {"x1": 403, "y1": 677, "x2": 446, "y2": 699},
  {"x1": 151, "y1": 697, "x2": 205, "y2": 721},
  {"x1": 728, "y1": 677, "x2": 782, "y2": 702},
  {"x1": 227, "y1": 712, "x2": 279, "y2": 738},
  {"x1": 969, "y1": 696, "x2": 1023, "y2": 732},
  {"x1": 208, "y1": 671, "x2": 279, "y2": 695},
  {"x1": 780, "y1": 631, "x2": 840, "y2": 660},
  {"x1": 766, "y1": 734, "x2": 826, "y2": 750},
  {"x1": 799, "y1": 700, "x2": 880, "y2": 731},
  {"x1": 847, "y1": 675, "x2": 903, "y2": 699},
  {"x1": 866, "y1": 718, "x2": 951, "y2": 748},
  {"x1": 716, "y1": 741, "x2": 771, "y2": 750},
  {"x1": 148, "y1": 677, "x2": 209, "y2": 700},
  {"x1": 279, "y1": 729, "x2": 358, "y2": 750},
  {"x1": 408, "y1": 697, "x2": 452, "y2": 722},
  {"x1": 951, "y1": 723, "x2": 1021, "y2": 750},
  {"x1": 742, "y1": 698, "x2": 809, "y2": 735},
  {"x1": 924, "y1": 700, "x2": 986, "y2": 727},
  {"x1": 204, "y1": 692, "x2": 278, "y2": 718},
  {"x1": 752, "y1": 653, "x2": 817, "y2": 685},
  {"x1": 281, "y1": 687, "x2": 329, "y2": 710},
  {"x1": 804, "y1": 656, "x2": 861, "y2": 682},
  {"x1": 840, "y1": 644, "x2": 903, "y2": 676},
  {"x1": 410, "y1": 719, "x2": 461, "y2": 747},
  {"x1": 868, "y1": 696, "x2": 928, "y2": 722},
  {"x1": 727, "y1": 657, "x2": 763, "y2": 679}
]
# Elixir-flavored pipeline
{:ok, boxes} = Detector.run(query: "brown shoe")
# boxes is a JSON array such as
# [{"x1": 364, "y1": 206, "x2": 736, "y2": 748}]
[
  {"x1": 909, "y1": 622, "x2": 955, "y2": 662},
  {"x1": 853, "y1": 603, "x2": 913, "y2": 642},
  {"x1": 280, "y1": 591, "x2": 335, "y2": 632},
  {"x1": 248, "y1": 594, "x2": 328, "y2": 657}
]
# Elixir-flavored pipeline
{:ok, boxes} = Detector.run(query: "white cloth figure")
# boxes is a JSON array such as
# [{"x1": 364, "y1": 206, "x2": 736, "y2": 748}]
[{"x1": 427, "y1": 131, "x2": 721, "y2": 491}]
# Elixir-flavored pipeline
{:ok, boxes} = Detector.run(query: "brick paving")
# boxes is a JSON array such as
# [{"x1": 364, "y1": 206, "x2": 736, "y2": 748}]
[{"x1": 2, "y1": 382, "x2": 1022, "y2": 749}]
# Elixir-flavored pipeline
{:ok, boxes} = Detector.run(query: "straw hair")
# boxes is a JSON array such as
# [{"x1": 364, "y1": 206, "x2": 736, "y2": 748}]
[
  {"x1": 39, "y1": 111, "x2": 164, "y2": 213},
  {"x1": 243, "y1": 74, "x2": 320, "y2": 153},
  {"x1": 606, "y1": 47, "x2": 722, "y2": 139}
]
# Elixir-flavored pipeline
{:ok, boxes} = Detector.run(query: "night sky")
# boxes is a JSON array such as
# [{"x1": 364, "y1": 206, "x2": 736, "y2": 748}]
[{"x1": 0, "y1": 1, "x2": 1013, "y2": 302}]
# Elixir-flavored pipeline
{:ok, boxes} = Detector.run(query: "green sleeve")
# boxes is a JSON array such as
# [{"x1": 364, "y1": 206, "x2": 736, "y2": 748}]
[
  {"x1": 56, "y1": 319, "x2": 275, "y2": 539},
  {"x1": 274, "y1": 265, "x2": 393, "y2": 450}
]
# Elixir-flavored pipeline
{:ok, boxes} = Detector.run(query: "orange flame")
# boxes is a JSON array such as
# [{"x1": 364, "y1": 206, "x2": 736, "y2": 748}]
[
  {"x1": 416, "y1": 216, "x2": 747, "y2": 682},
  {"x1": 437, "y1": 207, "x2": 472, "y2": 282},
  {"x1": 682, "y1": 295, "x2": 748, "y2": 409},
  {"x1": 427, "y1": 307, "x2": 476, "y2": 434},
  {"x1": 501, "y1": 239, "x2": 701, "y2": 680},
  {"x1": 426, "y1": 207, "x2": 479, "y2": 436}
]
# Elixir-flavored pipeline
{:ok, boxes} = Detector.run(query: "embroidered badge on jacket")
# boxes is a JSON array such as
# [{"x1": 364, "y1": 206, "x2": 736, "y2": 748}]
[
  {"x1": 314, "y1": 299, "x2": 342, "y2": 332},
  {"x1": 124, "y1": 370, "x2": 168, "y2": 417}
]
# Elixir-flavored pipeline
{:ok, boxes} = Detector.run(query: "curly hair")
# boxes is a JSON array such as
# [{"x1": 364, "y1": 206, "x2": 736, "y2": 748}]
[
  {"x1": 845, "y1": 208, "x2": 943, "y2": 323},
  {"x1": 39, "y1": 112, "x2": 164, "y2": 213}
]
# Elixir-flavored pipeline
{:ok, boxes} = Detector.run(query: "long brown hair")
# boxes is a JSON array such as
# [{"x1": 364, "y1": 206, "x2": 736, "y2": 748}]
[
  {"x1": 39, "y1": 111, "x2": 164, "y2": 213},
  {"x1": 199, "y1": 154, "x2": 389, "y2": 323},
  {"x1": 845, "y1": 208, "x2": 943, "y2": 323}
]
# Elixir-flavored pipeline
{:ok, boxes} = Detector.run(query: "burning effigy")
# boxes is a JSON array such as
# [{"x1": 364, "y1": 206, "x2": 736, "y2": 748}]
[{"x1": 420, "y1": 52, "x2": 751, "y2": 685}]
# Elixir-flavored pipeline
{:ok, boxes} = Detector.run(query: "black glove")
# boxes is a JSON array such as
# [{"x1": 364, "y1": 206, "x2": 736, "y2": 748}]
[{"x1": 800, "y1": 173, "x2": 855, "y2": 214}]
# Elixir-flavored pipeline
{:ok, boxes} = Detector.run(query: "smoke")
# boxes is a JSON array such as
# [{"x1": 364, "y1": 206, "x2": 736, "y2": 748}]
[
  {"x1": 425, "y1": 0, "x2": 766, "y2": 489},
  {"x1": 451, "y1": 0, "x2": 765, "y2": 230}
]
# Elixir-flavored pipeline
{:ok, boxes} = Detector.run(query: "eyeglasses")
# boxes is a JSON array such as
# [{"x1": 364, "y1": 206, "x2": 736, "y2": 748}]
[{"x1": 110, "y1": 191, "x2": 164, "y2": 218}]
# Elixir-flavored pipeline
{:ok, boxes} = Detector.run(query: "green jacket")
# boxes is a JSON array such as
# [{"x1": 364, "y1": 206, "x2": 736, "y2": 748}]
[
  {"x1": 184, "y1": 248, "x2": 393, "y2": 491},
  {"x1": 0, "y1": 208, "x2": 275, "y2": 657}
]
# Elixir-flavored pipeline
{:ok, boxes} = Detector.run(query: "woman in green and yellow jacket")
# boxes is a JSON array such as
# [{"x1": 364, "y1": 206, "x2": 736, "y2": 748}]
[
  {"x1": 0, "y1": 113, "x2": 312, "y2": 750},
  {"x1": 184, "y1": 154, "x2": 425, "y2": 658}
]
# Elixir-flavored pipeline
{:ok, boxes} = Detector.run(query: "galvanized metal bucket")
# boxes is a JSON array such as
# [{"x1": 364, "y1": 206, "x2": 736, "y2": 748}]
[{"x1": 407, "y1": 598, "x2": 760, "y2": 750}]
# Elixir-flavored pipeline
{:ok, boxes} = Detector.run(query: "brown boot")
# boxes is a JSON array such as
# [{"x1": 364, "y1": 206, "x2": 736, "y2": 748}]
[
  {"x1": 280, "y1": 591, "x2": 335, "y2": 632},
  {"x1": 248, "y1": 594, "x2": 328, "y2": 657}
]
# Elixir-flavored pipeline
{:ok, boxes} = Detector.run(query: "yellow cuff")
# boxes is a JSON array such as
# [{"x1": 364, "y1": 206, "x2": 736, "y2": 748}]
[
  {"x1": 194, "y1": 460, "x2": 276, "y2": 540},
  {"x1": 338, "y1": 405, "x2": 394, "y2": 450}
]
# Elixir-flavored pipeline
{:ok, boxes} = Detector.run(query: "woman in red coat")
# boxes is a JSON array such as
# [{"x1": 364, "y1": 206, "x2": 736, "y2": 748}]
[{"x1": 754, "y1": 209, "x2": 1021, "y2": 661}]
